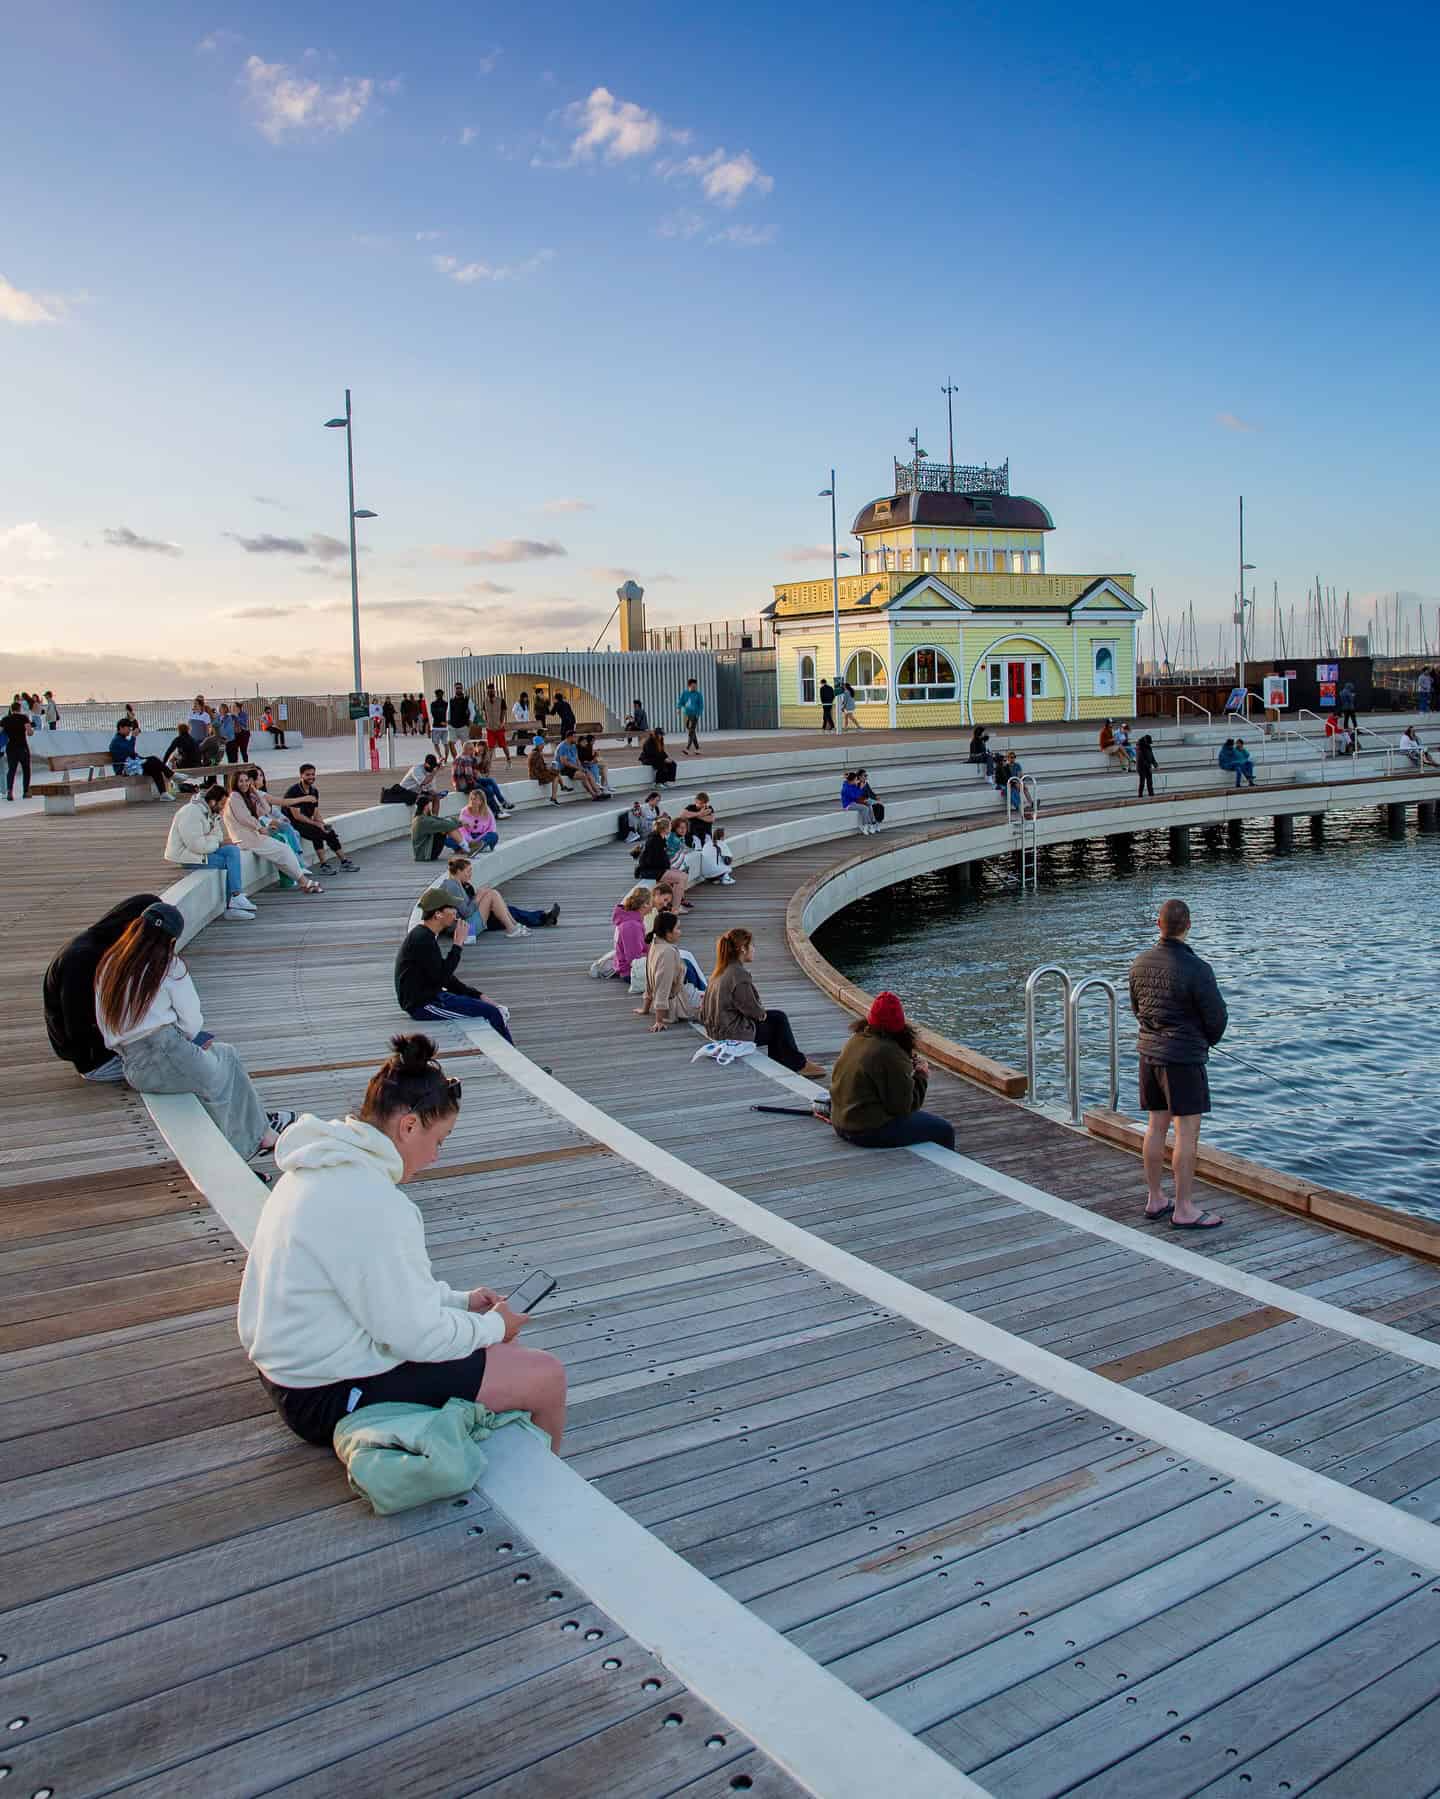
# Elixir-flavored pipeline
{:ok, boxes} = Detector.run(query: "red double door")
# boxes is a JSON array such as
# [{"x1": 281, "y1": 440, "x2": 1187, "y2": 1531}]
[{"x1": 1006, "y1": 660, "x2": 1027, "y2": 724}]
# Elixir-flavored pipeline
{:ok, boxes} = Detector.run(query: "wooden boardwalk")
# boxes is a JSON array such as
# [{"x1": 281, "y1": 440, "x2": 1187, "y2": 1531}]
[{"x1": 7, "y1": 733, "x2": 1440, "y2": 1794}]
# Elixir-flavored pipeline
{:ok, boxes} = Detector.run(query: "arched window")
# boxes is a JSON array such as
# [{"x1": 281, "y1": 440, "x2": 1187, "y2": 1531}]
[
  {"x1": 897, "y1": 647, "x2": 958, "y2": 702},
  {"x1": 1094, "y1": 644, "x2": 1116, "y2": 697},
  {"x1": 797, "y1": 653, "x2": 816, "y2": 706},
  {"x1": 843, "y1": 649, "x2": 888, "y2": 703}
]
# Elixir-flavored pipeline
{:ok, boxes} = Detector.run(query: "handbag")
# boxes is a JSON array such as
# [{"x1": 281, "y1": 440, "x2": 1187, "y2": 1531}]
[{"x1": 871, "y1": 801, "x2": 886, "y2": 823}]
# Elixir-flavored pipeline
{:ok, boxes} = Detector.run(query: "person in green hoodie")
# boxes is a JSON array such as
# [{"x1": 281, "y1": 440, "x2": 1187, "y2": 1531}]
[
  {"x1": 827, "y1": 991, "x2": 956, "y2": 1151},
  {"x1": 238, "y1": 1033, "x2": 567, "y2": 1450}
]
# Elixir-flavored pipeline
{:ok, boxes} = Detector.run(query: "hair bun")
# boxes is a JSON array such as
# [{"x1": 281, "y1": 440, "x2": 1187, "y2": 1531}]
[{"x1": 389, "y1": 1032, "x2": 438, "y2": 1071}]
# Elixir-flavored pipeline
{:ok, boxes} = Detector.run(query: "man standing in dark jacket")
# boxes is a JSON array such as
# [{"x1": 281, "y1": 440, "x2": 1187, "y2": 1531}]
[
  {"x1": 394, "y1": 890, "x2": 514, "y2": 1041},
  {"x1": 1128, "y1": 898, "x2": 1228, "y2": 1230}
]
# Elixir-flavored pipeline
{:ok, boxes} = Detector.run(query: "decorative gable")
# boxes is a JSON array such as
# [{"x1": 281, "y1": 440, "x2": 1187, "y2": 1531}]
[
  {"x1": 1071, "y1": 577, "x2": 1144, "y2": 615},
  {"x1": 887, "y1": 576, "x2": 971, "y2": 613}
]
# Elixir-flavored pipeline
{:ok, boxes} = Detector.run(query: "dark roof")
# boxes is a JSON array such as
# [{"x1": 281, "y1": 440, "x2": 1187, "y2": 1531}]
[{"x1": 851, "y1": 492, "x2": 1055, "y2": 534}]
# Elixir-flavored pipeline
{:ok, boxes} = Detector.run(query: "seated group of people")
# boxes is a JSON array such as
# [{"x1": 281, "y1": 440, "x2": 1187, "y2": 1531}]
[
  {"x1": 164, "y1": 766, "x2": 358, "y2": 919},
  {"x1": 1217, "y1": 738, "x2": 1257, "y2": 787},
  {"x1": 526, "y1": 730, "x2": 612, "y2": 804},
  {"x1": 1098, "y1": 719, "x2": 1137, "y2": 768},
  {"x1": 840, "y1": 768, "x2": 884, "y2": 834},
  {"x1": 628, "y1": 792, "x2": 734, "y2": 907}
]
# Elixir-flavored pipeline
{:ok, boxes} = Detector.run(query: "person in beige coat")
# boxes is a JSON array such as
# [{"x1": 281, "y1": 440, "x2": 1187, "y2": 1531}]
[
  {"x1": 635, "y1": 911, "x2": 701, "y2": 1031},
  {"x1": 224, "y1": 771, "x2": 323, "y2": 893},
  {"x1": 700, "y1": 926, "x2": 824, "y2": 1076}
]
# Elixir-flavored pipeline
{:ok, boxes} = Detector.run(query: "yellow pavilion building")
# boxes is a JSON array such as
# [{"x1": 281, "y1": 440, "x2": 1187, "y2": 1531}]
[{"x1": 768, "y1": 456, "x2": 1143, "y2": 729}]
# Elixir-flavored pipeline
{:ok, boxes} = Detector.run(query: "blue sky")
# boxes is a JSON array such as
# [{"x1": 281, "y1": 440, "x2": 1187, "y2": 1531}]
[{"x1": 2, "y1": 0, "x2": 1437, "y2": 697}]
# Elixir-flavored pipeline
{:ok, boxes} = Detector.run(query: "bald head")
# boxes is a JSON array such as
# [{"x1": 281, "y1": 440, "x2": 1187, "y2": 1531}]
[{"x1": 1158, "y1": 897, "x2": 1191, "y2": 940}]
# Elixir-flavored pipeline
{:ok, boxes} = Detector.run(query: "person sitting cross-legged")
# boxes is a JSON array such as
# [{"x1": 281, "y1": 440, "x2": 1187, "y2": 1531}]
[
  {"x1": 237, "y1": 1032, "x2": 566, "y2": 1451},
  {"x1": 828, "y1": 991, "x2": 956, "y2": 1151},
  {"x1": 395, "y1": 889, "x2": 514, "y2": 1040},
  {"x1": 452, "y1": 789, "x2": 501, "y2": 856}
]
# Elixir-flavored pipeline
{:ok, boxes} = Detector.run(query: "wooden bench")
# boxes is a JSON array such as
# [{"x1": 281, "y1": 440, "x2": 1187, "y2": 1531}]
[{"x1": 31, "y1": 752, "x2": 159, "y2": 816}]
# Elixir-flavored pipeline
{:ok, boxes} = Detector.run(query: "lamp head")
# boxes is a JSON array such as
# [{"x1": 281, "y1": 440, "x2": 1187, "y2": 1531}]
[
  {"x1": 818, "y1": 488, "x2": 833, "y2": 498},
  {"x1": 324, "y1": 418, "x2": 347, "y2": 429},
  {"x1": 353, "y1": 509, "x2": 378, "y2": 519}
]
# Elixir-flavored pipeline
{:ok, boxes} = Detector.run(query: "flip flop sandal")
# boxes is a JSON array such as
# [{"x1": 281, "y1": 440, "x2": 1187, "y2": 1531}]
[
  {"x1": 1170, "y1": 1211, "x2": 1224, "y2": 1230},
  {"x1": 1142, "y1": 1204, "x2": 1174, "y2": 1222}
]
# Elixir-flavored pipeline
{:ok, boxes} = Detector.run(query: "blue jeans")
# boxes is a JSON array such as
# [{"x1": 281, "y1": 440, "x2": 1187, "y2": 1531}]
[
  {"x1": 204, "y1": 845, "x2": 244, "y2": 899},
  {"x1": 1233, "y1": 768, "x2": 1256, "y2": 787},
  {"x1": 477, "y1": 776, "x2": 509, "y2": 810},
  {"x1": 837, "y1": 1110, "x2": 956, "y2": 1151},
  {"x1": 483, "y1": 904, "x2": 547, "y2": 929},
  {"x1": 407, "y1": 992, "x2": 514, "y2": 1044}
]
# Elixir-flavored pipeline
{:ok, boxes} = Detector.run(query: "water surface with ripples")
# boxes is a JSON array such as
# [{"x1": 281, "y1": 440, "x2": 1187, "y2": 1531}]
[{"x1": 815, "y1": 808, "x2": 1440, "y2": 1216}]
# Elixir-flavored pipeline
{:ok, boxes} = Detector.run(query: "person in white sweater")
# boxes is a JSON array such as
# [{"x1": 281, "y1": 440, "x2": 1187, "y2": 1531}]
[
  {"x1": 237, "y1": 1033, "x2": 567, "y2": 1449},
  {"x1": 223, "y1": 771, "x2": 323, "y2": 893},
  {"x1": 96, "y1": 900, "x2": 289, "y2": 1157},
  {"x1": 164, "y1": 783, "x2": 255, "y2": 920}
]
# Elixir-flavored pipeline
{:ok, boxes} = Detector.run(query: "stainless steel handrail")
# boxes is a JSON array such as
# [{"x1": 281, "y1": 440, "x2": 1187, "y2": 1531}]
[
  {"x1": 1024, "y1": 965, "x2": 1073, "y2": 1103},
  {"x1": 1066, "y1": 977, "x2": 1119, "y2": 1125},
  {"x1": 1177, "y1": 696, "x2": 1211, "y2": 730},
  {"x1": 1006, "y1": 774, "x2": 1039, "y2": 890}
]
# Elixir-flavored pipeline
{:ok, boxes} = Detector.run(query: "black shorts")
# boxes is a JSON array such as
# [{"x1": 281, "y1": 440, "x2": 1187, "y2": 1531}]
[
  {"x1": 259, "y1": 1345, "x2": 490, "y2": 1447},
  {"x1": 1138, "y1": 1057, "x2": 1211, "y2": 1117}
]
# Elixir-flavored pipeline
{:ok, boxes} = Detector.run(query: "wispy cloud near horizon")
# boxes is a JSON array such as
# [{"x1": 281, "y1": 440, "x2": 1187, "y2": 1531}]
[
  {"x1": 431, "y1": 538, "x2": 567, "y2": 565},
  {"x1": 1217, "y1": 411, "x2": 1259, "y2": 433},
  {"x1": 105, "y1": 525, "x2": 183, "y2": 556}
]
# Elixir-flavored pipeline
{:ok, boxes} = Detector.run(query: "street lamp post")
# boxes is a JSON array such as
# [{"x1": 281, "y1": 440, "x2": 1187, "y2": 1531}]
[
  {"x1": 819, "y1": 471, "x2": 844, "y2": 695},
  {"x1": 941, "y1": 380, "x2": 957, "y2": 490},
  {"x1": 324, "y1": 390, "x2": 378, "y2": 771},
  {"x1": 1236, "y1": 493, "x2": 1255, "y2": 697}
]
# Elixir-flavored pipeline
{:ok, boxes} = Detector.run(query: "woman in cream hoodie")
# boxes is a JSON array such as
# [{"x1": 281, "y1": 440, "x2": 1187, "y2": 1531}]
[{"x1": 238, "y1": 1033, "x2": 566, "y2": 1449}]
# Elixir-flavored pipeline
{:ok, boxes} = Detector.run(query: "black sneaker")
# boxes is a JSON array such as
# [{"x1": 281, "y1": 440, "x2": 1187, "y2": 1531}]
[
  {"x1": 315, "y1": 860, "x2": 338, "y2": 875},
  {"x1": 339, "y1": 857, "x2": 359, "y2": 871},
  {"x1": 545, "y1": 903, "x2": 561, "y2": 927}
]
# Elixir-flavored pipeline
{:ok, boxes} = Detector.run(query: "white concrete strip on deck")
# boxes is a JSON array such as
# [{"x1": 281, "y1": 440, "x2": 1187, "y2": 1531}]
[{"x1": 462, "y1": 1023, "x2": 1440, "y2": 1577}]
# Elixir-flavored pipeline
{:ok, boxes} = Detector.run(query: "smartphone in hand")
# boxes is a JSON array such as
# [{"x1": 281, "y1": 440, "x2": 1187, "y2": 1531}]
[{"x1": 507, "y1": 1269, "x2": 557, "y2": 1313}]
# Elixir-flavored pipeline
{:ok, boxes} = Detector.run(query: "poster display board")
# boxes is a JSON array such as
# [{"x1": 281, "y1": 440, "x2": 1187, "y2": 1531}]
[{"x1": 1316, "y1": 662, "x2": 1339, "y2": 709}]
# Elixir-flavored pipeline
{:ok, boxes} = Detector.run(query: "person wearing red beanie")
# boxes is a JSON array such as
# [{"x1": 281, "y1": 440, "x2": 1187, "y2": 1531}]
[{"x1": 826, "y1": 992, "x2": 956, "y2": 1151}]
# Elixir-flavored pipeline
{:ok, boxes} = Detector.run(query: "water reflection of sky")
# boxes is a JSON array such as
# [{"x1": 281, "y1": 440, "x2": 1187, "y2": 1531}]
[{"x1": 815, "y1": 810, "x2": 1440, "y2": 1218}]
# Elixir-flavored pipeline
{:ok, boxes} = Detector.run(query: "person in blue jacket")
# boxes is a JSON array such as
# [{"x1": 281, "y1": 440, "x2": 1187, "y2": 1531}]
[{"x1": 676, "y1": 678, "x2": 705, "y2": 756}]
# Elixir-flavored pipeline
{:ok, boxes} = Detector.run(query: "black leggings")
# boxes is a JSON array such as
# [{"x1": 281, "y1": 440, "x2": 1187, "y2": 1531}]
[
  {"x1": 139, "y1": 756, "x2": 169, "y2": 794},
  {"x1": 1137, "y1": 768, "x2": 1154, "y2": 798},
  {"x1": 6, "y1": 746, "x2": 31, "y2": 798},
  {"x1": 755, "y1": 1008, "x2": 805, "y2": 1073}
]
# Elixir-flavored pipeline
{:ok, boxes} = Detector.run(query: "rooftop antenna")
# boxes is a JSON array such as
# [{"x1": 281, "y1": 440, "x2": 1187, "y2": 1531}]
[{"x1": 940, "y1": 380, "x2": 958, "y2": 490}]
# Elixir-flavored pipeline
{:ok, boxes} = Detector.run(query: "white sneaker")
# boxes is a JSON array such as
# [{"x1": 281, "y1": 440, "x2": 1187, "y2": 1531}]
[
  {"x1": 224, "y1": 900, "x2": 255, "y2": 921},
  {"x1": 720, "y1": 873, "x2": 736, "y2": 885},
  {"x1": 233, "y1": 894, "x2": 257, "y2": 912},
  {"x1": 505, "y1": 923, "x2": 530, "y2": 937}
]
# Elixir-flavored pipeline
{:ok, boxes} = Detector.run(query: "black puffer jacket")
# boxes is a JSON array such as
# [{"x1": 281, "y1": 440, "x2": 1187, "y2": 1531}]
[
  {"x1": 43, "y1": 893, "x2": 160, "y2": 1073},
  {"x1": 1128, "y1": 937, "x2": 1228, "y2": 1064}
]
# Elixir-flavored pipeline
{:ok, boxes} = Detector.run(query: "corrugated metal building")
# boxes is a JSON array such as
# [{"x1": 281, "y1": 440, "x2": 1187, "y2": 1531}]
[{"x1": 418, "y1": 650, "x2": 716, "y2": 733}]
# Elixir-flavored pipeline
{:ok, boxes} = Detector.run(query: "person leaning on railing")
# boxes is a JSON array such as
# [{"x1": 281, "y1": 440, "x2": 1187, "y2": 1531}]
[{"x1": 237, "y1": 1033, "x2": 566, "y2": 1451}]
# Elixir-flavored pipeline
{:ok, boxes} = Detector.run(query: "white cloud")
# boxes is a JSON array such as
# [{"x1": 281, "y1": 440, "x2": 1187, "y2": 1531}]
[
  {"x1": 589, "y1": 566, "x2": 681, "y2": 584},
  {"x1": 667, "y1": 147, "x2": 773, "y2": 207},
  {"x1": 0, "y1": 275, "x2": 62, "y2": 325},
  {"x1": 657, "y1": 209, "x2": 704, "y2": 240},
  {"x1": 432, "y1": 539, "x2": 567, "y2": 565},
  {"x1": 477, "y1": 48, "x2": 502, "y2": 75},
  {"x1": 543, "y1": 497, "x2": 594, "y2": 514},
  {"x1": 432, "y1": 249, "x2": 554, "y2": 284},
  {"x1": 459, "y1": 125, "x2": 480, "y2": 146},
  {"x1": 0, "y1": 522, "x2": 60, "y2": 561},
  {"x1": 197, "y1": 28, "x2": 241, "y2": 54},
  {"x1": 104, "y1": 525, "x2": 183, "y2": 557},
  {"x1": 415, "y1": 229, "x2": 444, "y2": 241},
  {"x1": 241, "y1": 53, "x2": 376, "y2": 142},
  {"x1": 564, "y1": 85, "x2": 667, "y2": 162},
  {"x1": 709, "y1": 222, "x2": 776, "y2": 247},
  {"x1": 1217, "y1": 411, "x2": 1259, "y2": 433}
]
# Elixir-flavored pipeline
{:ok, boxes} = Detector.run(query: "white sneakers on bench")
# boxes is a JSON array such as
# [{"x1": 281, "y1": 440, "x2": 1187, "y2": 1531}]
[{"x1": 224, "y1": 895, "x2": 257, "y2": 922}]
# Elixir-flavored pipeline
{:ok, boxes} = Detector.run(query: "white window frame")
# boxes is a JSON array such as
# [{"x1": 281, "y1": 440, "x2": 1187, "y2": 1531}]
[
  {"x1": 844, "y1": 648, "x2": 888, "y2": 704},
  {"x1": 987, "y1": 661, "x2": 1003, "y2": 700},
  {"x1": 1093, "y1": 640, "x2": 1118, "y2": 697},
  {"x1": 897, "y1": 645, "x2": 958, "y2": 702},
  {"x1": 797, "y1": 652, "x2": 816, "y2": 707},
  {"x1": 1029, "y1": 660, "x2": 1045, "y2": 698}
]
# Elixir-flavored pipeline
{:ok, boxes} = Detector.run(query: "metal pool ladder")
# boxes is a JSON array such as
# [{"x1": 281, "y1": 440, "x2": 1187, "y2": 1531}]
[
  {"x1": 1006, "y1": 775, "x2": 1040, "y2": 890},
  {"x1": 1024, "y1": 964, "x2": 1120, "y2": 1124}
]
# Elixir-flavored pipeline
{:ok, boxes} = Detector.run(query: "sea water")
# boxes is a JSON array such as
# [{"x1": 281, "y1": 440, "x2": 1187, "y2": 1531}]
[{"x1": 815, "y1": 809, "x2": 1440, "y2": 1217}]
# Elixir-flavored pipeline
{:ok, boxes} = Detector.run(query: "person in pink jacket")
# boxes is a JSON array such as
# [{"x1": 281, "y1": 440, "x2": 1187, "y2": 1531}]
[
  {"x1": 611, "y1": 885, "x2": 650, "y2": 981},
  {"x1": 453, "y1": 790, "x2": 499, "y2": 854}
]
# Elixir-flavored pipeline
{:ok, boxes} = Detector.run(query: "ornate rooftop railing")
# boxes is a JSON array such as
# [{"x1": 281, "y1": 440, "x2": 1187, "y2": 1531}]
[{"x1": 893, "y1": 456, "x2": 1010, "y2": 496}]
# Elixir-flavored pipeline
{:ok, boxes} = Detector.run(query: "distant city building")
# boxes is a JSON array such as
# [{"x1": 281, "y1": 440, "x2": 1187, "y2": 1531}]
[{"x1": 767, "y1": 454, "x2": 1143, "y2": 727}]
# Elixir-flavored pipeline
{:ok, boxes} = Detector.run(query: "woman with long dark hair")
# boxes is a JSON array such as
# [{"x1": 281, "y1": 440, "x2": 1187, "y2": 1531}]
[
  {"x1": 639, "y1": 727, "x2": 678, "y2": 785},
  {"x1": 238, "y1": 1033, "x2": 567, "y2": 1449},
  {"x1": 701, "y1": 927, "x2": 824, "y2": 1076},
  {"x1": 827, "y1": 991, "x2": 956, "y2": 1150},
  {"x1": 96, "y1": 902, "x2": 287, "y2": 1157},
  {"x1": 224, "y1": 770, "x2": 323, "y2": 892}
]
